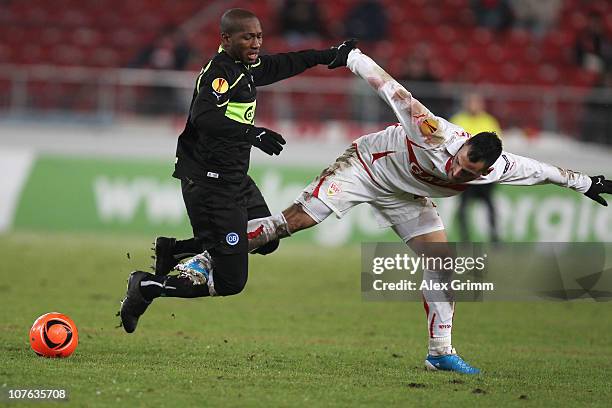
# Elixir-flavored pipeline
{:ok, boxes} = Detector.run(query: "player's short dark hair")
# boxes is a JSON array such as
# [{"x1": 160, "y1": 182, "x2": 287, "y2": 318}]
[
  {"x1": 464, "y1": 132, "x2": 502, "y2": 168},
  {"x1": 220, "y1": 9, "x2": 258, "y2": 34}
]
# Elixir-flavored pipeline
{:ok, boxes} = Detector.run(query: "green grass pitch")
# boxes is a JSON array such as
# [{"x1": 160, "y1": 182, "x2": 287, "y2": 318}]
[{"x1": 1, "y1": 232, "x2": 611, "y2": 407}]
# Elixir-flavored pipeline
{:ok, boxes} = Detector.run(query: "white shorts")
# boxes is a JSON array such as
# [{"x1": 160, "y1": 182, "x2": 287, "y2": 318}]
[{"x1": 295, "y1": 145, "x2": 445, "y2": 242}]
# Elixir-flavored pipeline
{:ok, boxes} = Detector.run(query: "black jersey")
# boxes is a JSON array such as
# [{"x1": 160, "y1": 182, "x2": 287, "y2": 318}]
[{"x1": 173, "y1": 47, "x2": 335, "y2": 184}]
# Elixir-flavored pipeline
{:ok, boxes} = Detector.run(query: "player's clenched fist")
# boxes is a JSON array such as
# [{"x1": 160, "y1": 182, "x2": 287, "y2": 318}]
[
  {"x1": 328, "y1": 39, "x2": 358, "y2": 69},
  {"x1": 585, "y1": 175, "x2": 612, "y2": 206},
  {"x1": 245, "y1": 126, "x2": 286, "y2": 156}
]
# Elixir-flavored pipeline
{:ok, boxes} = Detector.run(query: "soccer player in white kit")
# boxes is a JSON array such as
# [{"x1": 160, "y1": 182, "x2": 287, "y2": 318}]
[{"x1": 164, "y1": 41, "x2": 612, "y2": 374}]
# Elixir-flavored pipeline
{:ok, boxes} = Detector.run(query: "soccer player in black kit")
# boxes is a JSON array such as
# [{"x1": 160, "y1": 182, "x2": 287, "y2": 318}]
[{"x1": 119, "y1": 8, "x2": 353, "y2": 333}]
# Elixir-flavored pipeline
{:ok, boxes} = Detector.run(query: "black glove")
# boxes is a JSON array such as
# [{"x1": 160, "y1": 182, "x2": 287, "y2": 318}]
[
  {"x1": 245, "y1": 126, "x2": 286, "y2": 156},
  {"x1": 585, "y1": 175, "x2": 612, "y2": 206},
  {"x1": 328, "y1": 39, "x2": 358, "y2": 69}
]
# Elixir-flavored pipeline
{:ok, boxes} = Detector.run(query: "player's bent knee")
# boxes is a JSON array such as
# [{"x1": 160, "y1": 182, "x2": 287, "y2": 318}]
[
  {"x1": 208, "y1": 250, "x2": 248, "y2": 296},
  {"x1": 214, "y1": 279, "x2": 247, "y2": 296}
]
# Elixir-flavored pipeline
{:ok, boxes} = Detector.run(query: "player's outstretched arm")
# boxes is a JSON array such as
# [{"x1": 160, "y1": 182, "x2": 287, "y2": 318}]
[
  {"x1": 345, "y1": 48, "x2": 413, "y2": 116},
  {"x1": 492, "y1": 152, "x2": 611, "y2": 205},
  {"x1": 341, "y1": 48, "x2": 442, "y2": 147},
  {"x1": 251, "y1": 45, "x2": 340, "y2": 87}
]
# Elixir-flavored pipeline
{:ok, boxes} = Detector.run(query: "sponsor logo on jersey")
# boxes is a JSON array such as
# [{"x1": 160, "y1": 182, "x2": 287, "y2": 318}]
[
  {"x1": 226, "y1": 232, "x2": 239, "y2": 245},
  {"x1": 244, "y1": 105, "x2": 254, "y2": 123},
  {"x1": 406, "y1": 138, "x2": 467, "y2": 191},
  {"x1": 408, "y1": 160, "x2": 465, "y2": 190},
  {"x1": 327, "y1": 182, "x2": 342, "y2": 196},
  {"x1": 225, "y1": 101, "x2": 256, "y2": 125},
  {"x1": 211, "y1": 78, "x2": 229, "y2": 94}
]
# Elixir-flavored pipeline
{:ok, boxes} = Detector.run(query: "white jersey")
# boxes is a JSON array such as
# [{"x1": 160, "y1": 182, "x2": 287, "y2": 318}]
[{"x1": 346, "y1": 49, "x2": 592, "y2": 198}]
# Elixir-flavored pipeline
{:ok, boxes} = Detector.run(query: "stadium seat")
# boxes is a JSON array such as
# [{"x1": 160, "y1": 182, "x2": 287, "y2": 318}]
[{"x1": 0, "y1": 0, "x2": 605, "y2": 138}]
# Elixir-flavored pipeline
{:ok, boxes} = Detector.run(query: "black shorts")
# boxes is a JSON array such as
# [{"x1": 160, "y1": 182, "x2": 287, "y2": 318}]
[
  {"x1": 180, "y1": 175, "x2": 276, "y2": 295},
  {"x1": 180, "y1": 175, "x2": 270, "y2": 255}
]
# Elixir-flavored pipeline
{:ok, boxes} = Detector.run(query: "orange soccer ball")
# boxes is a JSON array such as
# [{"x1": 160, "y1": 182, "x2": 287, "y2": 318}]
[{"x1": 29, "y1": 312, "x2": 78, "y2": 358}]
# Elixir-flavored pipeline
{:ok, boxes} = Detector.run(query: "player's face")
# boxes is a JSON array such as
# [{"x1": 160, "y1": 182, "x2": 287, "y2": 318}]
[
  {"x1": 222, "y1": 18, "x2": 263, "y2": 64},
  {"x1": 447, "y1": 145, "x2": 489, "y2": 183}
]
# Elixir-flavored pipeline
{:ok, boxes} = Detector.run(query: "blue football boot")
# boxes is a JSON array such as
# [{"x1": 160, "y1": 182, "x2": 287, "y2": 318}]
[
  {"x1": 175, "y1": 253, "x2": 212, "y2": 284},
  {"x1": 425, "y1": 350, "x2": 481, "y2": 374}
]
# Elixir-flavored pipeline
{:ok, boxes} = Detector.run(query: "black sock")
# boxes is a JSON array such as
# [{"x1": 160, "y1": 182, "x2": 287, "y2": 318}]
[
  {"x1": 139, "y1": 274, "x2": 210, "y2": 300},
  {"x1": 173, "y1": 238, "x2": 204, "y2": 259}
]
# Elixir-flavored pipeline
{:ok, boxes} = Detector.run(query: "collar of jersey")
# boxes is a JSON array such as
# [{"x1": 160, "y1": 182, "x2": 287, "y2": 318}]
[
  {"x1": 217, "y1": 45, "x2": 257, "y2": 66},
  {"x1": 444, "y1": 130, "x2": 470, "y2": 157}
]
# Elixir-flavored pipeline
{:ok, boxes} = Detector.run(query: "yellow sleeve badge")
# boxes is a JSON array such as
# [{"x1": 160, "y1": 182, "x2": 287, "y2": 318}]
[
  {"x1": 211, "y1": 78, "x2": 229, "y2": 94},
  {"x1": 419, "y1": 118, "x2": 438, "y2": 136}
]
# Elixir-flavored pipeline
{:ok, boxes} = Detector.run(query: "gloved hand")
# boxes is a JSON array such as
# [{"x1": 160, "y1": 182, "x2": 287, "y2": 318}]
[
  {"x1": 585, "y1": 175, "x2": 612, "y2": 206},
  {"x1": 328, "y1": 39, "x2": 358, "y2": 69},
  {"x1": 245, "y1": 126, "x2": 286, "y2": 156}
]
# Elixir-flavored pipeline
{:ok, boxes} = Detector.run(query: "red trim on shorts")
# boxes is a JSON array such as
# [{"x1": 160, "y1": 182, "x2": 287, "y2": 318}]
[
  {"x1": 352, "y1": 142, "x2": 384, "y2": 189},
  {"x1": 429, "y1": 312, "x2": 436, "y2": 338},
  {"x1": 405, "y1": 138, "x2": 467, "y2": 191},
  {"x1": 312, "y1": 174, "x2": 329, "y2": 198}
]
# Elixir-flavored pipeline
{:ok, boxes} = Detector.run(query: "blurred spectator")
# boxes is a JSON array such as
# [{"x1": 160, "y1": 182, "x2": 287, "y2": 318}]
[
  {"x1": 130, "y1": 29, "x2": 193, "y2": 71},
  {"x1": 450, "y1": 93, "x2": 502, "y2": 242},
  {"x1": 400, "y1": 55, "x2": 437, "y2": 83},
  {"x1": 581, "y1": 70, "x2": 612, "y2": 145},
  {"x1": 279, "y1": 0, "x2": 325, "y2": 46},
  {"x1": 344, "y1": 0, "x2": 388, "y2": 42},
  {"x1": 129, "y1": 28, "x2": 193, "y2": 115},
  {"x1": 509, "y1": 0, "x2": 561, "y2": 37},
  {"x1": 471, "y1": 0, "x2": 513, "y2": 31},
  {"x1": 574, "y1": 12, "x2": 612, "y2": 74}
]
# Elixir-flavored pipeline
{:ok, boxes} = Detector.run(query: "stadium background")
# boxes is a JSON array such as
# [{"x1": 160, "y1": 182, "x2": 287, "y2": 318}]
[{"x1": 1, "y1": 0, "x2": 611, "y2": 243}]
